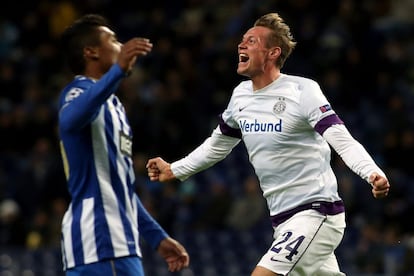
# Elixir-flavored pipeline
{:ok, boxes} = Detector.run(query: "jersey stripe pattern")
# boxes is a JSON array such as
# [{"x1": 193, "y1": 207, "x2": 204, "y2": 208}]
[{"x1": 58, "y1": 65, "x2": 141, "y2": 270}]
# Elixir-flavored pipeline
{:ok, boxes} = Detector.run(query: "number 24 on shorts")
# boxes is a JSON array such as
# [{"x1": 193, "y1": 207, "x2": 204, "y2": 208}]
[{"x1": 270, "y1": 231, "x2": 305, "y2": 261}]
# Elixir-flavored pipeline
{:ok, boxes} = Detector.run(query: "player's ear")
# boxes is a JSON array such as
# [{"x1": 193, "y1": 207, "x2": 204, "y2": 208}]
[
  {"x1": 269, "y1": 47, "x2": 281, "y2": 59},
  {"x1": 84, "y1": 46, "x2": 99, "y2": 60}
]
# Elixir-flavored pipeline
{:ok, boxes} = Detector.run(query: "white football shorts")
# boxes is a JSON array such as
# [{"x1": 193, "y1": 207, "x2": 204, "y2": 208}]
[{"x1": 257, "y1": 209, "x2": 346, "y2": 275}]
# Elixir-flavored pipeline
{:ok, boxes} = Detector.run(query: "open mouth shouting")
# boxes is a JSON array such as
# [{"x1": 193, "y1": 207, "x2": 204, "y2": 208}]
[{"x1": 239, "y1": 53, "x2": 249, "y2": 65}]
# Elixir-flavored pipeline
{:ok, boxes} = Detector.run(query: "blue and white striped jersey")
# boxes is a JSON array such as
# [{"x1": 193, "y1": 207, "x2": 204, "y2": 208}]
[{"x1": 58, "y1": 64, "x2": 166, "y2": 270}]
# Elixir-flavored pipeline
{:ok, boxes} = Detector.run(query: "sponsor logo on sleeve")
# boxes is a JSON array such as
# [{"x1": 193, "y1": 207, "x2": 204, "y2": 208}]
[
  {"x1": 65, "y1": 87, "x2": 84, "y2": 103},
  {"x1": 319, "y1": 104, "x2": 332, "y2": 113}
]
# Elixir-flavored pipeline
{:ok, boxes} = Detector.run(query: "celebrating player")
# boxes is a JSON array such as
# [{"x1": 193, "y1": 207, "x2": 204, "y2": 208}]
[
  {"x1": 57, "y1": 14, "x2": 189, "y2": 275},
  {"x1": 147, "y1": 12, "x2": 390, "y2": 275}
]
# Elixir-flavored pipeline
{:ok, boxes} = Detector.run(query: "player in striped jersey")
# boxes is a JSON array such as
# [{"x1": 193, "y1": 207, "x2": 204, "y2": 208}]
[
  {"x1": 146, "y1": 13, "x2": 390, "y2": 275},
  {"x1": 58, "y1": 14, "x2": 189, "y2": 275}
]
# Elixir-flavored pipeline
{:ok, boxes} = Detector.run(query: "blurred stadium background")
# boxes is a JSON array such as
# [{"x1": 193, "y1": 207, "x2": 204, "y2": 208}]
[{"x1": 1, "y1": 0, "x2": 414, "y2": 275}]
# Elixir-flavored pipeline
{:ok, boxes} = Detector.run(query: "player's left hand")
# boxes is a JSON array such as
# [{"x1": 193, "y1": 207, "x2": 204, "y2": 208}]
[
  {"x1": 157, "y1": 237, "x2": 190, "y2": 272},
  {"x1": 369, "y1": 172, "x2": 390, "y2": 199}
]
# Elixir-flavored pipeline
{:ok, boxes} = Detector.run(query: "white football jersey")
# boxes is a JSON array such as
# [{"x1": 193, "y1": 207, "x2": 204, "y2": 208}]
[
  {"x1": 221, "y1": 74, "x2": 342, "y2": 215},
  {"x1": 172, "y1": 73, "x2": 383, "y2": 216}
]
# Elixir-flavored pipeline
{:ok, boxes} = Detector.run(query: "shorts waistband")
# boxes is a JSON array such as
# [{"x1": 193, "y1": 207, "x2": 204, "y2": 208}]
[{"x1": 270, "y1": 200, "x2": 345, "y2": 228}]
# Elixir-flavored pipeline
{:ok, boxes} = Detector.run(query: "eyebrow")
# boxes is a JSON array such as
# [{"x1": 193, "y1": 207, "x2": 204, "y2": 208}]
[{"x1": 242, "y1": 35, "x2": 257, "y2": 41}]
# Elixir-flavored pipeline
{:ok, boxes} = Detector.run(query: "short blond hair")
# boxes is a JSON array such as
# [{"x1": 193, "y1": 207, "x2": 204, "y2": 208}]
[{"x1": 254, "y1": 13, "x2": 296, "y2": 68}]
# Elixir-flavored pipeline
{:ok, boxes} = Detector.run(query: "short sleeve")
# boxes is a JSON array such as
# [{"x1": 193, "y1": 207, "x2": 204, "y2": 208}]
[{"x1": 300, "y1": 81, "x2": 331, "y2": 125}]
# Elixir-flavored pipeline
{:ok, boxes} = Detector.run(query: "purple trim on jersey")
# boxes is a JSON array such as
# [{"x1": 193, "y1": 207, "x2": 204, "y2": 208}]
[
  {"x1": 218, "y1": 114, "x2": 242, "y2": 138},
  {"x1": 314, "y1": 114, "x2": 344, "y2": 135},
  {"x1": 270, "y1": 200, "x2": 345, "y2": 227}
]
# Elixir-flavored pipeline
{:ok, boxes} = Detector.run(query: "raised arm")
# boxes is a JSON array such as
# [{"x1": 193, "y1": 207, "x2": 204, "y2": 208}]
[
  {"x1": 323, "y1": 124, "x2": 390, "y2": 198},
  {"x1": 147, "y1": 126, "x2": 241, "y2": 182}
]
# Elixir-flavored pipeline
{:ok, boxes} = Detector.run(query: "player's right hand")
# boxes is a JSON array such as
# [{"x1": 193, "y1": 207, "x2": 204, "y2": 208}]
[
  {"x1": 118, "y1": 37, "x2": 152, "y2": 73},
  {"x1": 146, "y1": 157, "x2": 176, "y2": 182}
]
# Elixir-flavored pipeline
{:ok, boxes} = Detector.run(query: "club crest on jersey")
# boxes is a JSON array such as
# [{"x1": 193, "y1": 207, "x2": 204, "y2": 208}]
[
  {"x1": 319, "y1": 104, "x2": 332, "y2": 113},
  {"x1": 273, "y1": 97, "x2": 286, "y2": 114}
]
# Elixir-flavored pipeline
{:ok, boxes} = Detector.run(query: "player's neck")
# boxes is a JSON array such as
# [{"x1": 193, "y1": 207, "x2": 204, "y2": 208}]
[
  {"x1": 83, "y1": 63, "x2": 106, "y2": 80},
  {"x1": 252, "y1": 69, "x2": 281, "y2": 91}
]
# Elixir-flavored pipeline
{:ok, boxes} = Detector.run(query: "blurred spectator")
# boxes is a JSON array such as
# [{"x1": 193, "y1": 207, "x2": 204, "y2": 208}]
[
  {"x1": 0, "y1": 0, "x2": 413, "y2": 274},
  {"x1": 0, "y1": 199, "x2": 25, "y2": 246},
  {"x1": 225, "y1": 175, "x2": 267, "y2": 230},
  {"x1": 195, "y1": 178, "x2": 233, "y2": 230}
]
